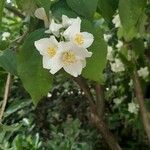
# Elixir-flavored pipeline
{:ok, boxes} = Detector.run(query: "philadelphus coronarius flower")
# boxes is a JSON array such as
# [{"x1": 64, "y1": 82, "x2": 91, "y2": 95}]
[
  {"x1": 34, "y1": 14, "x2": 93, "y2": 77},
  {"x1": 63, "y1": 17, "x2": 94, "y2": 48}
]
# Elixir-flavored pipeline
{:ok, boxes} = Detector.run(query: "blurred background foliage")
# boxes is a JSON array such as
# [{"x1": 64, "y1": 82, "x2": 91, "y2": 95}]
[{"x1": 0, "y1": 0, "x2": 150, "y2": 150}]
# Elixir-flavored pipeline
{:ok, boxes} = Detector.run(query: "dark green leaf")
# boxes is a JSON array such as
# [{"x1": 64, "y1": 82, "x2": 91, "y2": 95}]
[
  {"x1": 98, "y1": 0, "x2": 119, "y2": 22},
  {"x1": 17, "y1": 29, "x2": 53, "y2": 105},
  {"x1": 0, "y1": 49, "x2": 17, "y2": 75},
  {"x1": 66, "y1": 0, "x2": 98, "y2": 19},
  {"x1": 51, "y1": 0, "x2": 77, "y2": 21},
  {"x1": 82, "y1": 20, "x2": 107, "y2": 82}
]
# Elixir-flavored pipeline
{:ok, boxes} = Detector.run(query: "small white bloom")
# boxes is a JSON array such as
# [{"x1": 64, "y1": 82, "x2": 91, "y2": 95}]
[
  {"x1": 34, "y1": 36, "x2": 59, "y2": 70},
  {"x1": 45, "y1": 19, "x2": 63, "y2": 37},
  {"x1": 110, "y1": 58, "x2": 125, "y2": 73},
  {"x1": 128, "y1": 102, "x2": 139, "y2": 114},
  {"x1": 113, "y1": 96, "x2": 126, "y2": 106},
  {"x1": 34, "y1": 7, "x2": 49, "y2": 28},
  {"x1": 112, "y1": 14, "x2": 121, "y2": 28},
  {"x1": 104, "y1": 34, "x2": 112, "y2": 42},
  {"x1": 107, "y1": 46, "x2": 114, "y2": 61},
  {"x1": 48, "y1": 42, "x2": 92, "y2": 77},
  {"x1": 2, "y1": 32, "x2": 10, "y2": 41},
  {"x1": 137, "y1": 67, "x2": 149, "y2": 79},
  {"x1": 63, "y1": 17, "x2": 94, "y2": 48},
  {"x1": 111, "y1": 85, "x2": 117, "y2": 91},
  {"x1": 62, "y1": 15, "x2": 79, "y2": 28},
  {"x1": 129, "y1": 79, "x2": 133, "y2": 87},
  {"x1": 116, "y1": 40, "x2": 123, "y2": 50}
]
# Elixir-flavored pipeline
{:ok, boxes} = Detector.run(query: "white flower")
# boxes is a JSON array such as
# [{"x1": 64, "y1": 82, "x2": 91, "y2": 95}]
[
  {"x1": 113, "y1": 96, "x2": 126, "y2": 106},
  {"x1": 110, "y1": 58, "x2": 125, "y2": 73},
  {"x1": 48, "y1": 42, "x2": 92, "y2": 77},
  {"x1": 137, "y1": 67, "x2": 149, "y2": 79},
  {"x1": 128, "y1": 102, "x2": 139, "y2": 114},
  {"x1": 2, "y1": 32, "x2": 10, "y2": 41},
  {"x1": 34, "y1": 36, "x2": 59, "y2": 69},
  {"x1": 34, "y1": 7, "x2": 49, "y2": 28},
  {"x1": 63, "y1": 17, "x2": 94, "y2": 48},
  {"x1": 45, "y1": 19, "x2": 63, "y2": 37},
  {"x1": 104, "y1": 34, "x2": 112, "y2": 42},
  {"x1": 34, "y1": 38, "x2": 92, "y2": 77},
  {"x1": 107, "y1": 46, "x2": 114, "y2": 61},
  {"x1": 62, "y1": 15, "x2": 79, "y2": 28},
  {"x1": 116, "y1": 40, "x2": 123, "y2": 50},
  {"x1": 112, "y1": 14, "x2": 121, "y2": 28}
]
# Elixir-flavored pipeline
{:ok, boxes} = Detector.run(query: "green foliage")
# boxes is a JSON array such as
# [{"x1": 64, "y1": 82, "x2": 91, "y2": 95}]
[
  {"x1": 51, "y1": 0, "x2": 77, "y2": 20},
  {"x1": 0, "y1": 0, "x2": 5, "y2": 24},
  {"x1": 98, "y1": 0, "x2": 119, "y2": 22},
  {"x1": 0, "y1": 49, "x2": 17, "y2": 75},
  {"x1": 66, "y1": 0, "x2": 98, "y2": 19},
  {"x1": 17, "y1": 29, "x2": 53, "y2": 105},
  {"x1": 82, "y1": 20, "x2": 107, "y2": 82},
  {"x1": 118, "y1": 0, "x2": 147, "y2": 41}
]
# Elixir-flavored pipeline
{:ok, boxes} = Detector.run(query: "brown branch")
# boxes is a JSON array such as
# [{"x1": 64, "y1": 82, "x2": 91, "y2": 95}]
[
  {"x1": 133, "y1": 70, "x2": 150, "y2": 143},
  {"x1": 95, "y1": 84, "x2": 105, "y2": 118},
  {"x1": 74, "y1": 77, "x2": 122, "y2": 150},
  {"x1": 0, "y1": 73, "x2": 12, "y2": 123},
  {"x1": 5, "y1": 4, "x2": 25, "y2": 19}
]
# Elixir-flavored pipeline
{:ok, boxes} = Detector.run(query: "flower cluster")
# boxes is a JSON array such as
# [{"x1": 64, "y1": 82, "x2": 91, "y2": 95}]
[
  {"x1": 137, "y1": 67, "x2": 149, "y2": 81},
  {"x1": 34, "y1": 8, "x2": 94, "y2": 77},
  {"x1": 128, "y1": 102, "x2": 139, "y2": 115}
]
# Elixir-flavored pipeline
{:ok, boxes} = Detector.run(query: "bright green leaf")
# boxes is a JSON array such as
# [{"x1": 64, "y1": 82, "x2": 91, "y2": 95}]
[
  {"x1": 0, "y1": 49, "x2": 17, "y2": 75},
  {"x1": 119, "y1": 0, "x2": 146, "y2": 41},
  {"x1": 17, "y1": 29, "x2": 53, "y2": 105},
  {"x1": 82, "y1": 20, "x2": 107, "y2": 82},
  {"x1": 66, "y1": 0, "x2": 98, "y2": 19}
]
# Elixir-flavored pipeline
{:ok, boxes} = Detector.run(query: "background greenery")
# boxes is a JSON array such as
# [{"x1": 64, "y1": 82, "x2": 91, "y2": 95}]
[{"x1": 0, "y1": 0, "x2": 150, "y2": 150}]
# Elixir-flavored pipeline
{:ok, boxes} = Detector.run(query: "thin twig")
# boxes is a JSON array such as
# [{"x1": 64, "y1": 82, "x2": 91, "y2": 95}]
[
  {"x1": 5, "y1": 4, "x2": 25, "y2": 19},
  {"x1": 133, "y1": 70, "x2": 150, "y2": 143},
  {"x1": 0, "y1": 73, "x2": 12, "y2": 123},
  {"x1": 95, "y1": 84, "x2": 105, "y2": 118}
]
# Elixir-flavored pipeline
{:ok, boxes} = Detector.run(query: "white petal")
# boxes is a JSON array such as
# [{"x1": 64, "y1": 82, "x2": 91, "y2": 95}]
[
  {"x1": 63, "y1": 61, "x2": 83, "y2": 77},
  {"x1": 43, "y1": 56, "x2": 52, "y2": 69},
  {"x1": 58, "y1": 42, "x2": 92, "y2": 58},
  {"x1": 34, "y1": 38, "x2": 51, "y2": 55},
  {"x1": 34, "y1": 7, "x2": 49, "y2": 28},
  {"x1": 81, "y1": 32, "x2": 94, "y2": 48},
  {"x1": 34, "y1": 8, "x2": 46, "y2": 20},
  {"x1": 63, "y1": 18, "x2": 81, "y2": 40},
  {"x1": 49, "y1": 54, "x2": 63, "y2": 74},
  {"x1": 34, "y1": 36, "x2": 58, "y2": 56}
]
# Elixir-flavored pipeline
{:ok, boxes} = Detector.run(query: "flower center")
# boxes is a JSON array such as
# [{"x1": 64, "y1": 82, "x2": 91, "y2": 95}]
[
  {"x1": 74, "y1": 34, "x2": 84, "y2": 45},
  {"x1": 62, "y1": 51, "x2": 76, "y2": 65},
  {"x1": 47, "y1": 47, "x2": 56, "y2": 58}
]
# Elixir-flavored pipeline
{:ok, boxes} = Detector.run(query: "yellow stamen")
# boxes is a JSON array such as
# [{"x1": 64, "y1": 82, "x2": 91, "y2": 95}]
[
  {"x1": 47, "y1": 47, "x2": 57, "y2": 58},
  {"x1": 62, "y1": 51, "x2": 76, "y2": 65},
  {"x1": 74, "y1": 34, "x2": 84, "y2": 45}
]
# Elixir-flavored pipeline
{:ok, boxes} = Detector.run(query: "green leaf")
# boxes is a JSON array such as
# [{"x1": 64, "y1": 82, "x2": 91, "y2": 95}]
[
  {"x1": 97, "y1": 0, "x2": 119, "y2": 22},
  {"x1": 0, "y1": 49, "x2": 17, "y2": 75},
  {"x1": 51, "y1": 0, "x2": 77, "y2": 20},
  {"x1": 66, "y1": 0, "x2": 98, "y2": 19},
  {"x1": 82, "y1": 20, "x2": 107, "y2": 82},
  {"x1": 17, "y1": 29, "x2": 53, "y2": 105},
  {"x1": 0, "y1": 0, "x2": 5, "y2": 24},
  {"x1": 119, "y1": 0, "x2": 146, "y2": 41}
]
